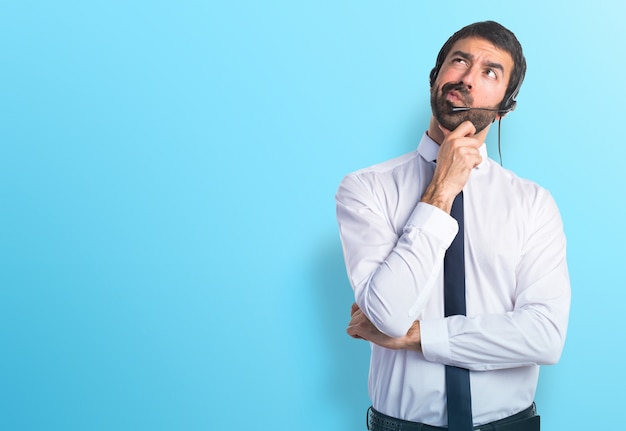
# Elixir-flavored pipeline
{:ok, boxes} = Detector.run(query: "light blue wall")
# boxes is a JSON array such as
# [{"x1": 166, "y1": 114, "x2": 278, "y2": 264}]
[{"x1": 1, "y1": 1, "x2": 623, "y2": 429}]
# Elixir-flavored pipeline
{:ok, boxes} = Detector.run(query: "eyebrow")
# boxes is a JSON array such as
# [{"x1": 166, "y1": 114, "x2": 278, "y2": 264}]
[{"x1": 450, "y1": 50, "x2": 505, "y2": 73}]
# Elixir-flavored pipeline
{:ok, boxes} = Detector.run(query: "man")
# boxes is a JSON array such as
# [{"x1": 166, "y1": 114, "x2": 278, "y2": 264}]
[{"x1": 335, "y1": 21, "x2": 570, "y2": 431}]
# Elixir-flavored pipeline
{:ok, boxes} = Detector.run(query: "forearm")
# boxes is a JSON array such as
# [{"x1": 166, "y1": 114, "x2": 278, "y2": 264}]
[
  {"x1": 339, "y1": 199, "x2": 457, "y2": 338},
  {"x1": 422, "y1": 253, "x2": 571, "y2": 370},
  {"x1": 421, "y1": 306, "x2": 568, "y2": 370},
  {"x1": 350, "y1": 294, "x2": 568, "y2": 367}
]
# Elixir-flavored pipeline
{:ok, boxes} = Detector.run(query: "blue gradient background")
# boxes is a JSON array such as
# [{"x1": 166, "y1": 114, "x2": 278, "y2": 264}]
[{"x1": 1, "y1": 1, "x2": 623, "y2": 430}]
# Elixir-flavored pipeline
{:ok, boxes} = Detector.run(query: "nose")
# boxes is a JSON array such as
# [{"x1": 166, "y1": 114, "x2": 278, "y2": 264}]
[{"x1": 460, "y1": 67, "x2": 478, "y2": 90}]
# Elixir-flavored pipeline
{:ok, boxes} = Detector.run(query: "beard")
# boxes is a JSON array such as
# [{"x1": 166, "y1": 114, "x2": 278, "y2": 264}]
[{"x1": 430, "y1": 82, "x2": 498, "y2": 134}]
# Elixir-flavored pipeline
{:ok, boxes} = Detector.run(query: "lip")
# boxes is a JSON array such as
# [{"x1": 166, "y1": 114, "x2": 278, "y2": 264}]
[{"x1": 445, "y1": 90, "x2": 464, "y2": 103}]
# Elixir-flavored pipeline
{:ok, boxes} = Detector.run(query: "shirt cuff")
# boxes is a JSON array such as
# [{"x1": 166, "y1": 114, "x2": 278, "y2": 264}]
[
  {"x1": 404, "y1": 202, "x2": 458, "y2": 247},
  {"x1": 420, "y1": 318, "x2": 451, "y2": 364}
]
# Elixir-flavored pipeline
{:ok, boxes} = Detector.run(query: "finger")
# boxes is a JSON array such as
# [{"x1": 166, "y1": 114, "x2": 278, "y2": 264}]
[
  {"x1": 346, "y1": 323, "x2": 364, "y2": 339},
  {"x1": 347, "y1": 328, "x2": 365, "y2": 340},
  {"x1": 447, "y1": 120, "x2": 476, "y2": 139},
  {"x1": 346, "y1": 315, "x2": 359, "y2": 335},
  {"x1": 457, "y1": 144, "x2": 483, "y2": 160},
  {"x1": 448, "y1": 147, "x2": 482, "y2": 170},
  {"x1": 350, "y1": 302, "x2": 360, "y2": 316},
  {"x1": 472, "y1": 151, "x2": 483, "y2": 167}
]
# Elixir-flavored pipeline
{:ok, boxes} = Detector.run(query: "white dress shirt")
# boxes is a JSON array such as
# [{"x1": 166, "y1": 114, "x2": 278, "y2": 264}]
[{"x1": 336, "y1": 133, "x2": 570, "y2": 427}]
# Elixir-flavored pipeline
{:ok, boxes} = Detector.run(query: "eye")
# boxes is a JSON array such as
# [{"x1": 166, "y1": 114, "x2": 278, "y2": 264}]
[
  {"x1": 485, "y1": 69, "x2": 497, "y2": 79},
  {"x1": 452, "y1": 57, "x2": 468, "y2": 66}
]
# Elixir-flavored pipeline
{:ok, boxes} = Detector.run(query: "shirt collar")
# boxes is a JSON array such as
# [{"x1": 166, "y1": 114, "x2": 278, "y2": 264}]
[{"x1": 417, "y1": 132, "x2": 489, "y2": 169}]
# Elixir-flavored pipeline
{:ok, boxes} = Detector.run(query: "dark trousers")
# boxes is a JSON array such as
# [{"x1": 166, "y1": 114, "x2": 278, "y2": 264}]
[{"x1": 367, "y1": 404, "x2": 540, "y2": 431}]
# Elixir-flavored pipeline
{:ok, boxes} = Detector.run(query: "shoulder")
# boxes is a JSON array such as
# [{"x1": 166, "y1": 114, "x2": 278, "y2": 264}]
[
  {"x1": 486, "y1": 160, "x2": 562, "y2": 221},
  {"x1": 488, "y1": 160, "x2": 552, "y2": 196},
  {"x1": 336, "y1": 151, "x2": 420, "y2": 198},
  {"x1": 345, "y1": 151, "x2": 419, "y2": 179}
]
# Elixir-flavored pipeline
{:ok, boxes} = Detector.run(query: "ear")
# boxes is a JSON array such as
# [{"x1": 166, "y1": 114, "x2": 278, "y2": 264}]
[{"x1": 429, "y1": 67, "x2": 439, "y2": 88}]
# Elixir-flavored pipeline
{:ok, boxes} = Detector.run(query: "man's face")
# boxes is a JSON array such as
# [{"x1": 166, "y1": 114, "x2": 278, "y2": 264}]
[{"x1": 430, "y1": 37, "x2": 514, "y2": 134}]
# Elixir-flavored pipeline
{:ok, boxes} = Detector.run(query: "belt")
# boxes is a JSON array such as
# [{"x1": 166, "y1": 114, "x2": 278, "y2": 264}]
[{"x1": 367, "y1": 404, "x2": 539, "y2": 431}]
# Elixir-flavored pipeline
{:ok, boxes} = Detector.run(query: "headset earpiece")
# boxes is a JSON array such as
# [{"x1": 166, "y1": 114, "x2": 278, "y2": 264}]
[{"x1": 499, "y1": 72, "x2": 523, "y2": 113}]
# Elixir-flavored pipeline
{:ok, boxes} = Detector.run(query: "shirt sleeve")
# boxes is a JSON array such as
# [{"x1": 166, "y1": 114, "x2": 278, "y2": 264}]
[
  {"x1": 336, "y1": 172, "x2": 458, "y2": 338},
  {"x1": 420, "y1": 188, "x2": 571, "y2": 370}
]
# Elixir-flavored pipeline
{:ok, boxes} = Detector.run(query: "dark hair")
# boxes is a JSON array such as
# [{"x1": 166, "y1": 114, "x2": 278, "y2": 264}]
[{"x1": 429, "y1": 21, "x2": 526, "y2": 112}]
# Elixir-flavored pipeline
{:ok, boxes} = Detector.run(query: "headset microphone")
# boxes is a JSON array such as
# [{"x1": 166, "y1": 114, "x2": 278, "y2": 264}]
[{"x1": 451, "y1": 106, "x2": 510, "y2": 113}]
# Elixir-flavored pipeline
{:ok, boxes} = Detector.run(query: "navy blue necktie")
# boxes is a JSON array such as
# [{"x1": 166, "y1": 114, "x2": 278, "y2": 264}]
[{"x1": 444, "y1": 191, "x2": 473, "y2": 431}]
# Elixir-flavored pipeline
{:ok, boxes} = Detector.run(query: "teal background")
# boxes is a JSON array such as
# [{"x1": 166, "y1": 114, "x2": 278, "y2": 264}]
[{"x1": 1, "y1": 1, "x2": 623, "y2": 430}]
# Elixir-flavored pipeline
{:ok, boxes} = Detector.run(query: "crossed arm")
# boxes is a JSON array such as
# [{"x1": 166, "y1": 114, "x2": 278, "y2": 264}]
[
  {"x1": 347, "y1": 302, "x2": 422, "y2": 351},
  {"x1": 345, "y1": 121, "x2": 480, "y2": 353}
]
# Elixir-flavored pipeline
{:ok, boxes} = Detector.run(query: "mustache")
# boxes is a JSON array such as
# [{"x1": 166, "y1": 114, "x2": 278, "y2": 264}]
[{"x1": 441, "y1": 82, "x2": 471, "y2": 98}]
